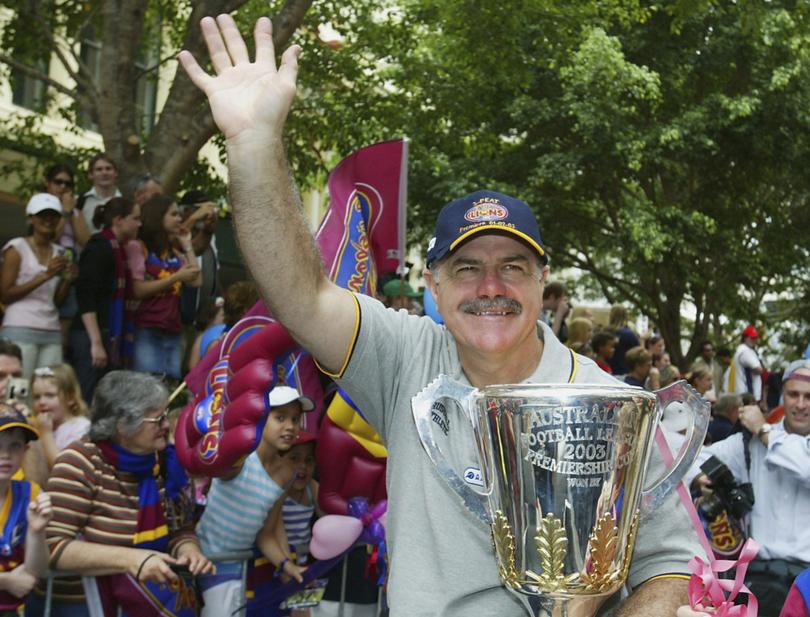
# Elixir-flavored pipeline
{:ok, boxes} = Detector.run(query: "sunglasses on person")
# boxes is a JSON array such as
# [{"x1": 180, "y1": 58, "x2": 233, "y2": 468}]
[
  {"x1": 141, "y1": 410, "x2": 170, "y2": 425},
  {"x1": 51, "y1": 178, "x2": 74, "y2": 188}
]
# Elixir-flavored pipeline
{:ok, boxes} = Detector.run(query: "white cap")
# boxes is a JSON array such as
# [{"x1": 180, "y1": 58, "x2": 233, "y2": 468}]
[
  {"x1": 26, "y1": 193, "x2": 63, "y2": 216},
  {"x1": 268, "y1": 385, "x2": 314, "y2": 412},
  {"x1": 661, "y1": 401, "x2": 690, "y2": 434}
]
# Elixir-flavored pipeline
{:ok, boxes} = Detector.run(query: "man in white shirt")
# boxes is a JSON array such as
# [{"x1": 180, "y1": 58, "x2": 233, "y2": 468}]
[
  {"x1": 691, "y1": 359, "x2": 810, "y2": 616},
  {"x1": 79, "y1": 153, "x2": 121, "y2": 231},
  {"x1": 723, "y1": 324, "x2": 765, "y2": 402}
]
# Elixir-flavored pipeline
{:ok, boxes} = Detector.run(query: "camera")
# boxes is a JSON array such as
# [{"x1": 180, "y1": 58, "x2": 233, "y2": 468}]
[
  {"x1": 6, "y1": 377, "x2": 29, "y2": 401},
  {"x1": 697, "y1": 455, "x2": 755, "y2": 520}
]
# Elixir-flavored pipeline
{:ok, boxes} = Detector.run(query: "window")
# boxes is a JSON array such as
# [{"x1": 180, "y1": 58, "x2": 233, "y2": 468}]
[
  {"x1": 76, "y1": 24, "x2": 160, "y2": 136},
  {"x1": 77, "y1": 25, "x2": 102, "y2": 131},
  {"x1": 11, "y1": 58, "x2": 49, "y2": 111}
]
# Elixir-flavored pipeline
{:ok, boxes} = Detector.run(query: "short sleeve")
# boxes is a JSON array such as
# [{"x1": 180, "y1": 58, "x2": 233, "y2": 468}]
[{"x1": 125, "y1": 240, "x2": 146, "y2": 281}]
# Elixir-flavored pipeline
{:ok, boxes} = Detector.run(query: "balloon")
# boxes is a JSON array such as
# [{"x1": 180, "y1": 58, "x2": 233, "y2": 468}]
[
  {"x1": 310, "y1": 515, "x2": 363, "y2": 560},
  {"x1": 175, "y1": 321, "x2": 301, "y2": 477},
  {"x1": 423, "y1": 286, "x2": 443, "y2": 324},
  {"x1": 360, "y1": 520, "x2": 385, "y2": 545}
]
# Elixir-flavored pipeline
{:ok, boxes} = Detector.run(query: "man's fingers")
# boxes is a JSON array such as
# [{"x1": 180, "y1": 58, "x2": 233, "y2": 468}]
[
  {"x1": 178, "y1": 50, "x2": 212, "y2": 92},
  {"x1": 277, "y1": 45, "x2": 302, "y2": 87},
  {"x1": 201, "y1": 16, "x2": 234, "y2": 74},
  {"x1": 254, "y1": 16, "x2": 276, "y2": 66},
  {"x1": 217, "y1": 13, "x2": 251, "y2": 65}
]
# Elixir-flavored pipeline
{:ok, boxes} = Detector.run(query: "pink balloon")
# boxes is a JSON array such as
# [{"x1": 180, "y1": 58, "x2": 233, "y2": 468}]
[{"x1": 310, "y1": 515, "x2": 363, "y2": 559}]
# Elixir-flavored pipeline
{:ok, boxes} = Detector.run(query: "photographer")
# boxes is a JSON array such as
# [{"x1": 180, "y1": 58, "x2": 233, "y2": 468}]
[
  {"x1": 0, "y1": 339, "x2": 24, "y2": 399},
  {"x1": 688, "y1": 359, "x2": 810, "y2": 616}
]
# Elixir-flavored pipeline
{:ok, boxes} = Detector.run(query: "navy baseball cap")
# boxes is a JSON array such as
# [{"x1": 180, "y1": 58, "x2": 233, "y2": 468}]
[
  {"x1": 0, "y1": 402, "x2": 38, "y2": 442},
  {"x1": 426, "y1": 190, "x2": 547, "y2": 267}
]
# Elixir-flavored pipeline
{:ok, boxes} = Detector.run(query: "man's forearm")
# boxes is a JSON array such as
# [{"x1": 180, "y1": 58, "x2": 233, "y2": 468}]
[
  {"x1": 228, "y1": 139, "x2": 323, "y2": 317},
  {"x1": 616, "y1": 577, "x2": 690, "y2": 617},
  {"x1": 228, "y1": 139, "x2": 356, "y2": 372}
]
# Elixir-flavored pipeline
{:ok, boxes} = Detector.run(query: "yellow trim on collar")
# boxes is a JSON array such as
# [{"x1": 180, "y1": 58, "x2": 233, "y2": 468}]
[
  {"x1": 645, "y1": 573, "x2": 691, "y2": 583},
  {"x1": 314, "y1": 292, "x2": 361, "y2": 379},
  {"x1": 448, "y1": 225, "x2": 545, "y2": 258},
  {"x1": 568, "y1": 349, "x2": 578, "y2": 384}
]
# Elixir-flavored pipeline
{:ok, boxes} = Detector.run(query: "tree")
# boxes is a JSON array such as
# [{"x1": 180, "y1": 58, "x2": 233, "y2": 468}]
[
  {"x1": 0, "y1": 0, "x2": 412, "y2": 196},
  {"x1": 391, "y1": 0, "x2": 810, "y2": 366}
]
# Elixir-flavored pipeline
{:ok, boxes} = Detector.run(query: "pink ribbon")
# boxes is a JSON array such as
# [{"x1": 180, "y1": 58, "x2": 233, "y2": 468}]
[
  {"x1": 654, "y1": 427, "x2": 760, "y2": 616},
  {"x1": 686, "y1": 540, "x2": 759, "y2": 616}
]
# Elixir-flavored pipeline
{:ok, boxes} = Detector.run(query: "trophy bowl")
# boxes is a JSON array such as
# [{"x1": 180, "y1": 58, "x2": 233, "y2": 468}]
[{"x1": 413, "y1": 378, "x2": 709, "y2": 617}]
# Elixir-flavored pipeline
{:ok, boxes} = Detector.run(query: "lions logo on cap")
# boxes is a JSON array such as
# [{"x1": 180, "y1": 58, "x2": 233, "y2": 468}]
[{"x1": 464, "y1": 197, "x2": 508, "y2": 223}]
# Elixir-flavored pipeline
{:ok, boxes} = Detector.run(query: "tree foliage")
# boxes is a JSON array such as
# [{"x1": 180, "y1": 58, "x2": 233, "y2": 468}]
[
  {"x1": 0, "y1": 0, "x2": 412, "y2": 197},
  {"x1": 2, "y1": 0, "x2": 809, "y2": 363},
  {"x1": 390, "y1": 0, "x2": 810, "y2": 364}
]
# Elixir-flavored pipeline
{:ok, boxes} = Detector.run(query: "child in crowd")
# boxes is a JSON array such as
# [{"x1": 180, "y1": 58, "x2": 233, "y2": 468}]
[
  {"x1": 196, "y1": 386, "x2": 314, "y2": 617},
  {"x1": 30, "y1": 365, "x2": 90, "y2": 468},
  {"x1": 253, "y1": 431, "x2": 322, "y2": 617},
  {"x1": 0, "y1": 402, "x2": 53, "y2": 616},
  {"x1": 278, "y1": 431, "x2": 321, "y2": 568}
]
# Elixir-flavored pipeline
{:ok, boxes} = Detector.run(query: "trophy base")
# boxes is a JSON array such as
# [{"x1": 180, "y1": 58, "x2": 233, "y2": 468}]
[{"x1": 517, "y1": 593, "x2": 606, "y2": 617}]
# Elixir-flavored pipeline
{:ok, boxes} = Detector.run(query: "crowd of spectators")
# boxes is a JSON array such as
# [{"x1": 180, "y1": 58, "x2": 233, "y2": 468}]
[{"x1": 0, "y1": 153, "x2": 808, "y2": 616}]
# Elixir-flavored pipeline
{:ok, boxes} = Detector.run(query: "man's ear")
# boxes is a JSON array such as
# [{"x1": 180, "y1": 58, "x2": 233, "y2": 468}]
[
  {"x1": 424, "y1": 268, "x2": 439, "y2": 300},
  {"x1": 540, "y1": 265, "x2": 550, "y2": 285}
]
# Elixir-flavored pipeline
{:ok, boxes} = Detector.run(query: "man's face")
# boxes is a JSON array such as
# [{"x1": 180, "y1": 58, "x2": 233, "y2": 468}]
[
  {"x1": 89, "y1": 159, "x2": 118, "y2": 189},
  {"x1": 701, "y1": 344, "x2": 715, "y2": 362},
  {"x1": 636, "y1": 358, "x2": 653, "y2": 380},
  {"x1": 135, "y1": 180, "x2": 162, "y2": 206},
  {"x1": 744, "y1": 336, "x2": 757, "y2": 348},
  {"x1": 0, "y1": 354, "x2": 22, "y2": 399},
  {"x1": 543, "y1": 293, "x2": 561, "y2": 311},
  {"x1": 783, "y1": 369, "x2": 810, "y2": 436},
  {"x1": 425, "y1": 234, "x2": 546, "y2": 361}
]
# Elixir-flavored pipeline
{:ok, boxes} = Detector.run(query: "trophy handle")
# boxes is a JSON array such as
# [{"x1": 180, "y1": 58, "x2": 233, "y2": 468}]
[
  {"x1": 640, "y1": 380, "x2": 710, "y2": 514},
  {"x1": 412, "y1": 375, "x2": 491, "y2": 525}
]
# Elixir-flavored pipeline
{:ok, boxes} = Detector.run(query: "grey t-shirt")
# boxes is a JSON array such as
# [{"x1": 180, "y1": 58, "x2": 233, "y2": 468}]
[{"x1": 335, "y1": 294, "x2": 703, "y2": 616}]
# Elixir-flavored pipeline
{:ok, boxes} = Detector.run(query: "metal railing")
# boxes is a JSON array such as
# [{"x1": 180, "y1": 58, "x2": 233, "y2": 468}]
[{"x1": 40, "y1": 550, "x2": 385, "y2": 617}]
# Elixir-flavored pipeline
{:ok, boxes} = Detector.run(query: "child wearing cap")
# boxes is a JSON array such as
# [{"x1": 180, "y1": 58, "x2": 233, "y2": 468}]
[
  {"x1": 246, "y1": 432, "x2": 321, "y2": 616},
  {"x1": 0, "y1": 402, "x2": 52, "y2": 615},
  {"x1": 196, "y1": 386, "x2": 314, "y2": 617}
]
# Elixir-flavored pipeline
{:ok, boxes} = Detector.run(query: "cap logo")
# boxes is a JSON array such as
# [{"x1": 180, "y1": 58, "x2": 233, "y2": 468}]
[{"x1": 464, "y1": 198, "x2": 508, "y2": 223}]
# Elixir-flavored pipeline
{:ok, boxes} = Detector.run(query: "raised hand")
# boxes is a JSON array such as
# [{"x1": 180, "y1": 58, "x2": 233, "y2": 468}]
[
  {"x1": 33, "y1": 410, "x2": 54, "y2": 435},
  {"x1": 45, "y1": 255, "x2": 67, "y2": 278},
  {"x1": 178, "y1": 15, "x2": 301, "y2": 145},
  {"x1": 27, "y1": 492, "x2": 53, "y2": 532}
]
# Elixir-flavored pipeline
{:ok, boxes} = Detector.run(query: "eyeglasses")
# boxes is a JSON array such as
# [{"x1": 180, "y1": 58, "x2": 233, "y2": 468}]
[
  {"x1": 51, "y1": 178, "x2": 74, "y2": 188},
  {"x1": 141, "y1": 410, "x2": 170, "y2": 425}
]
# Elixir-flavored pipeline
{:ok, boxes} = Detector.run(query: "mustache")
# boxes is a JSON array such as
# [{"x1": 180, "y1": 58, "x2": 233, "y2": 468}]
[{"x1": 459, "y1": 297, "x2": 523, "y2": 314}]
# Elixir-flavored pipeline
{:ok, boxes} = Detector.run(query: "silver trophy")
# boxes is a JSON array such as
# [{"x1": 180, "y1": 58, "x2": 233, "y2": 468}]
[{"x1": 412, "y1": 377, "x2": 709, "y2": 617}]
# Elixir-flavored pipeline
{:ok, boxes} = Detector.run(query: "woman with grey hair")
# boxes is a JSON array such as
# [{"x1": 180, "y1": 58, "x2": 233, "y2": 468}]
[{"x1": 40, "y1": 370, "x2": 213, "y2": 617}]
